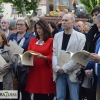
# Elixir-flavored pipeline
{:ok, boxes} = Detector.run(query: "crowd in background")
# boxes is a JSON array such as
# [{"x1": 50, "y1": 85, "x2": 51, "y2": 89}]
[{"x1": 0, "y1": 6, "x2": 100, "y2": 100}]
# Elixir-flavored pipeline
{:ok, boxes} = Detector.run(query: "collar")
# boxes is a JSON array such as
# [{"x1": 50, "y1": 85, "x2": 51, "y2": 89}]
[
  {"x1": 14, "y1": 31, "x2": 30, "y2": 41},
  {"x1": 64, "y1": 29, "x2": 75, "y2": 35},
  {"x1": 4, "y1": 29, "x2": 10, "y2": 38},
  {"x1": 17, "y1": 31, "x2": 29, "y2": 39}
]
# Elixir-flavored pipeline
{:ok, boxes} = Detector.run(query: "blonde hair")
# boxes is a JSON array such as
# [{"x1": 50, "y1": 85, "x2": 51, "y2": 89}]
[{"x1": 16, "y1": 17, "x2": 30, "y2": 30}]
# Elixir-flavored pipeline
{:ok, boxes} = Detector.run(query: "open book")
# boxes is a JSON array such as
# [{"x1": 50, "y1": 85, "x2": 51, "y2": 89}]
[
  {"x1": 58, "y1": 50, "x2": 91, "y2": 67},
  {"x1": 9, "y1": 40, "x2": 24, "y2": 54},
  {"x1": 0, "y1": 55, "x2": 7, "y2": 78},
  {"x1": 14, "y1": 50, "x2": 38, "y2": 66}
]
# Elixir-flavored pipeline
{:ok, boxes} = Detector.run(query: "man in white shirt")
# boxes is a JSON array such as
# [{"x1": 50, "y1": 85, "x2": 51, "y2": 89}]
[{"x1": 52, "y1": 13, "x2": 86, "y2": 100}]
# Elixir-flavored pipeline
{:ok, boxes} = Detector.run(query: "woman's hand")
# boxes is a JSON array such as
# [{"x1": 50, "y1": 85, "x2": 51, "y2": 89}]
[
  {"x1": 36, "y1": 53, "x2": 43, "y2": 58},
  {"x1": 36, "y1": 53, "x2": 47, "y2": 60},
  {"x1": 90, "y1": 53, "x2": 100, "y2": 63}
]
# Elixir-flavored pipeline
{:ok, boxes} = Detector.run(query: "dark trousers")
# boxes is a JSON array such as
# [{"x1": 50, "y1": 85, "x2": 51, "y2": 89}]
[
  {"x1": 80, "y1": 87, "x2": 96, "y2": 100},
  {"x1": 34, "y1": 93, "x2": 54, "y2": 100},
  {"x1": 18, "y1": 83, "x2": 31, "y2": 100}
]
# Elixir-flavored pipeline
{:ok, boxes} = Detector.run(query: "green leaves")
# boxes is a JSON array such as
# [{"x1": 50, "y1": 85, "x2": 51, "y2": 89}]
[
  {"x1": 1, "y1": 0, "x2": 41, "y2": 16},
  {"x1": 80, "y1": 0, "x2": 100, "y2": 17}
]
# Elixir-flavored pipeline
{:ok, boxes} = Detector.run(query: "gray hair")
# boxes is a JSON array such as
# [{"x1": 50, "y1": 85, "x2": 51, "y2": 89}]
[
  {"x1": 29, "y1": 17, "x2": 39, "y2": 29},
  {"x1": 31, "y1": 16, "x2": 39, "y2": 22},
  {"x1": 1, "y1": 18, "x2": 10, "y2": 24},
  {"x1": 96, "y1": 14, "x2": 100, "y2": 22}
]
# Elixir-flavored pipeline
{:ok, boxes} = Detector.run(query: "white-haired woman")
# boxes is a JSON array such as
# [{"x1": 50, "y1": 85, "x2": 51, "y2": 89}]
[{"x1": 9, "y1": 17, "x2": 35, "y2": 100}]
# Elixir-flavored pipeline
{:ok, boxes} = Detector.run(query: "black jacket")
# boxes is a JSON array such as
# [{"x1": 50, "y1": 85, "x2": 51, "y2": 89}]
[{"x1": 84, "y1": 24, "x2": 100, "y2": 53}]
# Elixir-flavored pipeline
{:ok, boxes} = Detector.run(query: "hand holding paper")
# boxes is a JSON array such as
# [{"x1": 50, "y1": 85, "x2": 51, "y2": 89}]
[
  {"x1": 58, "y1": 50, "x2": 91, "y2": 67},
  {"x1": 14, "y1": 50, "x2": 38, "y2": 66},
  {"x1": 90, "y1": 53, "x2": 100, "y2": 63}
]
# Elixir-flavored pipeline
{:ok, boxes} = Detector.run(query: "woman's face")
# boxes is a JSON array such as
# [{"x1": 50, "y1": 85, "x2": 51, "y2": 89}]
[
  {"x1": 36, "y1": 24, "x2": 43, "y2": 37},
  {"x1": 0, "y1": 35, "x2": 4, "y2": 45},
  {"x1": 92, "y1": 11, "x2": 99, "y2": 24},
  {"x1": 16, "y1": 20, "x2": 27, "y2": 34}
]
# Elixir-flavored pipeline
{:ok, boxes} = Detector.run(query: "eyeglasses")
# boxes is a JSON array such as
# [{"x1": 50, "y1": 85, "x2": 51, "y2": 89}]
[{"x1": 16, "y1": 24, "x2": 25, "y2": 27}]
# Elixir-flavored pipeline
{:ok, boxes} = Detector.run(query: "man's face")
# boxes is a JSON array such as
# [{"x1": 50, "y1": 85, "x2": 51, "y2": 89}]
[
  {"x1": 61, "y1": 14, "x2": 73, "y2": 30},
  {"x1": 1, "y1": 19, "x2": 10, "y2": 31},
  {"x1": 96, "y1": 21, "x2": 100, "y2": 32},
  {"x1": 92, "y1": 11, "x2": 99, "y2": 24},
  {"x1": 58, "y1": 12, "x2": 65, "y2": 21},
  {"x1": 76, "y1": 22, "x2": 84, "y2": 33}
]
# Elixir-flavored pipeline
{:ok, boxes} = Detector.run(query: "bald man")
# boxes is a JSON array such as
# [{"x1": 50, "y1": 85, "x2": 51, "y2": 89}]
[
  {"x1": 76, "y1": 21, "x2": 85, "y2": 33},
  {"x1": 52, "y1": 13, "x2": 86, "y2": 100}
]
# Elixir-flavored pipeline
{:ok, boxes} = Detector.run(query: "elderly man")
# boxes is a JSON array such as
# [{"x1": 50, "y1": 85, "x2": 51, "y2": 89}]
[
  {"x1": 85, "y1": 14, "x2": 100, "y2": 100},
  {"x1": 52, "y1": 13, "x2": 86, "y2": 100},
  {"x1": 1, "y1": 18, "x2": 13, "y2": 40},
  {"x1": 76, "y1": 21, "x2": 88, "y2": 37},
  {"x1": 76, "y1": 21, "x2": 85, "y2": 33},
  {"x1": 28, "y1": 16, "x2": 39, "y2": 35}
]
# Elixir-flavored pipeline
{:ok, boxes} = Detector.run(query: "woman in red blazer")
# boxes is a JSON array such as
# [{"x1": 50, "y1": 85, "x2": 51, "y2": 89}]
[{"x1": 26, "y1": 20, "x2": 56, "y2": 100}]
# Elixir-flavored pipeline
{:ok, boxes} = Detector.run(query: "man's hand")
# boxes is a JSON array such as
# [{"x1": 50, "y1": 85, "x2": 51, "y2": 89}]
[
  {"x1": 90, "y1": 53, "x2": 100, "y2": 63},
  {"x1": 57, "y1": 68, "x2": 64, "y2": 74},
  {"x1": 85, "y1": 69, "x2": 93, "y2": 79}
]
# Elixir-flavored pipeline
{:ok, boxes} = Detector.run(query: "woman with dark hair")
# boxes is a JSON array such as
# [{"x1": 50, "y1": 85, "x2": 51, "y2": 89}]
[
  {"x1": 48, "y1": 21, "x2": 58, "y2": 37},
  {"x1": 26, "y1": 20, "x2": 56, "y2": 100}
]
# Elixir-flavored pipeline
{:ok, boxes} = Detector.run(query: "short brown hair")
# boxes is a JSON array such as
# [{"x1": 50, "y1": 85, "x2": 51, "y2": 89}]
[
  {"x1": 0, "y1": 31, "x2": 8, "y2": 45},
  {"x1": 34, "y1": 20, "x2": 51, "y2": 41}
]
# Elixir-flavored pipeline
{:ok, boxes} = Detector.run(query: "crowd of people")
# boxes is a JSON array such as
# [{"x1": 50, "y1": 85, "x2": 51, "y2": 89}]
[{"x1": 0, "y1": 6, "x2": 100, "y2": 100}]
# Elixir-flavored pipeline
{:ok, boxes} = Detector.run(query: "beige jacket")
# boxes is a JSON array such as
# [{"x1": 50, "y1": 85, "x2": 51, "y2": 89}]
[
  {"x1": 0, "y1": 45, "x2": 15, "y2": 90},
  {"x1": 52, "y1": 30, "x2": 86, "y2": 82}
]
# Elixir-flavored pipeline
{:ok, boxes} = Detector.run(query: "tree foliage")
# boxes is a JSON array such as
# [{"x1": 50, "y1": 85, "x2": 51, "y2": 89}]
[
  {"x1": 79, "y1": 0, "x2": 100, "y2": 16},
  {"x1": 0, "y1": 0, "x2": 41, "y2": 17}
]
